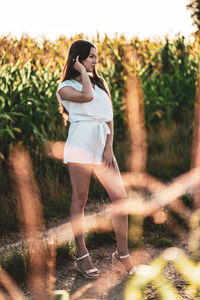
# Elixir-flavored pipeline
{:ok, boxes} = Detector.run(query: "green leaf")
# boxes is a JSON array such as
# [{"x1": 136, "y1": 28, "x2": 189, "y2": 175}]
[
  {"x1": 0, "y1": 113, "x2": 14, "y2": 122},
  {"x1": 6, "y1": 128, "x2": 15, "y2": 139}
]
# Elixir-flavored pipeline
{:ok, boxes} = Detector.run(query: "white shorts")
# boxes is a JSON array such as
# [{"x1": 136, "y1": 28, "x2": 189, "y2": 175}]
[{"x1": 63, "y1": 121, "x2": 110, "y2": 165}]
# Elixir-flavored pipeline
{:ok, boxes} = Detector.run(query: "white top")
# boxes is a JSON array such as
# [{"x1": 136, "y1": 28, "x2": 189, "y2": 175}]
[
  {"x1": 56, "y1": 79, "x2": 113, "y2": 123},
  {"x1": 56, "y1": 79, "x2": 113, "y2": 164}
]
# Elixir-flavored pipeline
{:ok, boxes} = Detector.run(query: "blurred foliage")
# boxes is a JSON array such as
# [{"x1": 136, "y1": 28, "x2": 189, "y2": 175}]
[
  {"x1": 125, "y1": 246, "x2": 200, "y2": 300},
  {"x1": 124, "y1": 209, "x2": 200, "y2": 299},
  {"x1": 54, "y1": 291, "x2": 70, "y2": 300}
]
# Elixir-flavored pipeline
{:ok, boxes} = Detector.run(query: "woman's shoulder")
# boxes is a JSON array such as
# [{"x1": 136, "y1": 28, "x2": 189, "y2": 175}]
[{"x1": 57, "y1": 79, "x2": 77, "y2": 91}]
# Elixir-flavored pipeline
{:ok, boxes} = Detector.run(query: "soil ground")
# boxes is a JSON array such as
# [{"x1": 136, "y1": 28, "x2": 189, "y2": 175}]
[
  {"x1": 0, "y1": 203, "x2": 196, "y2": 300},
  {"x1": 53, "y1": 234, "x2": 194, "y2": 300}
]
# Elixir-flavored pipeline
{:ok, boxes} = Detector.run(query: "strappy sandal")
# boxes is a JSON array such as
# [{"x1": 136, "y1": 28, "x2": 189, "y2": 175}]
[
  {"x1": 76, "y1": 253, "x2": 100, "y2": 279},
  {"x1": 112, "y1": 251, "x2": 136, "y2": 278}
]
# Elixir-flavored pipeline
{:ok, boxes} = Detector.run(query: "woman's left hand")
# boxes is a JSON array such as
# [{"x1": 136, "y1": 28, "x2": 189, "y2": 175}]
[{"x1": 102, "y1": 147, "x2": 117, "y2": 169}]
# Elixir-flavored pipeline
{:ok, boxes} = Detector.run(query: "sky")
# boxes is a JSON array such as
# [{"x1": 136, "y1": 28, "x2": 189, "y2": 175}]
[{"x1": 0, "y1": 0, "x2": 195, "y2": 42}]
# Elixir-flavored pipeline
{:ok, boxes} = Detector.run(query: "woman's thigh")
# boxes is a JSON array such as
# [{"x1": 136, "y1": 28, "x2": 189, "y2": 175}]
[
  {"x1": 93, "y1": 162, "x2": 127, "y2": 202},
  {"x1": 68, "y1": 163, "x2": 93, "y2": 199}
]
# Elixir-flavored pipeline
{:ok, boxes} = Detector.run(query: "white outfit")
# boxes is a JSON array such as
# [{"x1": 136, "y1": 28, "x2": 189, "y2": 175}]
[{"x1": 56, "y1": 79, "x2": 113, "y2": 164}]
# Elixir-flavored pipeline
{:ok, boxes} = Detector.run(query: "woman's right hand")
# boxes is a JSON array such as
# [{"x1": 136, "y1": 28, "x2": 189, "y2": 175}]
[{"x1": 73, "y1": 56, "x2": 86, "y2": 73}]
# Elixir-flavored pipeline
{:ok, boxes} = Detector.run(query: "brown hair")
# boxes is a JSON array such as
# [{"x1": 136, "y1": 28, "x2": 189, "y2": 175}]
[{"x1": 57, "y1": 39, "x2": 111, "y2": 123}]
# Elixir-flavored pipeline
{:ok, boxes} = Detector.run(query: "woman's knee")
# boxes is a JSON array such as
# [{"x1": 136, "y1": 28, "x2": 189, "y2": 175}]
[
  {"x1": 71, "y1": 190, "x2": 88, "y2": 210},
  {"x1": 110, "y1": 190, "x2": 128, "y2": 203},
  {"x1": 73, "y1": 189, "x2": 89, "y2": 200}
]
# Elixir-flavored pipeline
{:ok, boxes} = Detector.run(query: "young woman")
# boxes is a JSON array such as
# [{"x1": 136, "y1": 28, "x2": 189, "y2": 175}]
[{"x1": 56, "y1": 39, "x2": 136, "y2": 279}]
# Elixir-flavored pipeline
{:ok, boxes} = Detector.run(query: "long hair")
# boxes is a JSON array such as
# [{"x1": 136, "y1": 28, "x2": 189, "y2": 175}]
[{"x1": 57, "y1": 39, "x2": 111, "y2": 123}]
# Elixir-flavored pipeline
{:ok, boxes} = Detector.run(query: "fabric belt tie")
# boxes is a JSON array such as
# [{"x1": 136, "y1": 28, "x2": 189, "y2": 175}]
[
  {"x1": 70, "y1": 120, "x2": 111, "y2": 145},
  {"x1": 98, "y1": 122, "x2": 111, "y2": 144}
]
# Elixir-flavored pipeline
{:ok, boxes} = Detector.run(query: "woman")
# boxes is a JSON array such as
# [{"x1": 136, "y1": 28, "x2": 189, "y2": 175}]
[{"x1": 56, "y1": 39, "x2": 136, "y2": 279}]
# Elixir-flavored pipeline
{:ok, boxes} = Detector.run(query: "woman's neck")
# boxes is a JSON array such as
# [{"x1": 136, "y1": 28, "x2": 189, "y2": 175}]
[
  {"x1": 74, "y1": 75, "x2": 82, "y2": 83},
  {"x1": 74, "y1": 72, "x2": 94, "y2": 83}
]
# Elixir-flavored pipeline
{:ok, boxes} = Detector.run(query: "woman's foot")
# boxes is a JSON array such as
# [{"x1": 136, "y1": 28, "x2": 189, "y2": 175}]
[
  {"x1": 112, "y1": 250, "x2": 136, "y2": 277},
  {"x1": 76, "y1": 253, "x2": 100, "y2": 279}
]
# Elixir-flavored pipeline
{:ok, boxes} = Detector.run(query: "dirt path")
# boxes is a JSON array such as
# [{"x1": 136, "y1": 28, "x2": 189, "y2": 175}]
[
  {"x1": 54, "y1": 234, "x2": 193, "y2": 300},
  {"x1": 0, "y1": 202, "x2": 195, "y2": 299},
  {"x1": 2, "y1": 228, "x2": 194, "y2": 300}
]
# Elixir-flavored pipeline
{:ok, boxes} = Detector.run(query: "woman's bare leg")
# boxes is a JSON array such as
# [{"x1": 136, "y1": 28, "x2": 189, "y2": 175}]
[
  {"x1": 93, "y1": 162, "x2": 133, "y2": 272},
  {"x1": 68, "y1": 162, "x2": 96, "y2": 272}
]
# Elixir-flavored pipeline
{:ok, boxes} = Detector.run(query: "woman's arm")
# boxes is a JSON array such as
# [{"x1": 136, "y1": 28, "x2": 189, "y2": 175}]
[
  {"x1": 105, "y1": 120, "x2": 114, "y2": 150},
  {"x1": 58, "y1": 56, "x2": 94, "y2": 103},
  {"x1": 102, "y1": 120, "x2": 117, "y2": 169}
]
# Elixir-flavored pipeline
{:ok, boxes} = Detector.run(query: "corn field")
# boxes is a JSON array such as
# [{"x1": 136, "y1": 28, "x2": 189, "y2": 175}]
[{"x1": 0, "y1": 33, "x2": 200, "y2": 159}]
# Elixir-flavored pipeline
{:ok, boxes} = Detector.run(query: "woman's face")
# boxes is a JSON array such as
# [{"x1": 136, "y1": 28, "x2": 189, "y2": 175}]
[{"x1": 82, "y1": 47, "x2": 97, "y2": 72}]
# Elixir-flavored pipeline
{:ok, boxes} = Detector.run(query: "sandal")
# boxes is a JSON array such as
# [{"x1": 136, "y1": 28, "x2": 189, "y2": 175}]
[
  {"x1": 76, "y1": 253, "x2": 100, "y2": 279},
  {"x1": 112, "y1": 251, "x2": 136, "y2": 278}
]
